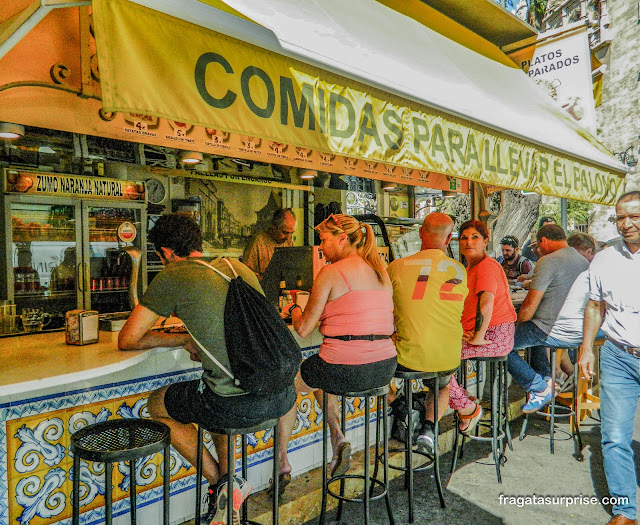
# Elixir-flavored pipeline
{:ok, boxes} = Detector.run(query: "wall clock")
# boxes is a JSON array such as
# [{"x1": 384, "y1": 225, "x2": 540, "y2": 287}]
[{"x1": 145, "y1": 178, "x2": 167, "y2": 204}]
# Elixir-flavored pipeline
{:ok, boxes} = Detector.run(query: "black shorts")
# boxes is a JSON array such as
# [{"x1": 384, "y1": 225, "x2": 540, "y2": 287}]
[
  {"x1": 301, "y1": 354, "x2": 397, "y2": 394},
  {"x1": 164, "y1": 378, "x2": 296, "y2": 430},
  {"x1": 395, "y1": 362, "x2": 457, "y2": 390}
]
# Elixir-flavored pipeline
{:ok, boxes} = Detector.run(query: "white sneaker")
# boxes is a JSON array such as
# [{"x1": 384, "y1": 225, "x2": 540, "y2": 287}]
[
  {"x1": 416, "y1": 423, "x2": 435, "y2": 454},
  {"x1": 522, "y1": 387, "x2": 553, "y2": 413}
]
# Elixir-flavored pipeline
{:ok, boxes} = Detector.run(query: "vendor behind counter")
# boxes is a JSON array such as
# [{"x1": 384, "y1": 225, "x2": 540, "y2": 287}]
[{"x1": 242, "y1": 208, "x2": 296, "y2": 281}]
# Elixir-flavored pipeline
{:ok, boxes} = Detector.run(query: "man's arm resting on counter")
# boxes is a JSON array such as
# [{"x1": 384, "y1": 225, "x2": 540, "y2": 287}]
[
  {"x1": 516, "y1": 288, "x2": 544, "y2": 325},
  {"x1": 119, "y1": 304, "x2": 192, "y2": 351},
  {"x1": 580, "y1": 299, "x2": 605, "y2": 379}
]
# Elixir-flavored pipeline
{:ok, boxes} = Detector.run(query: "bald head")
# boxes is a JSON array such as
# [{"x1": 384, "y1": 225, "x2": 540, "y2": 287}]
[{"x1": 420, "y1": 212, "x2": 454, "y2": 251}]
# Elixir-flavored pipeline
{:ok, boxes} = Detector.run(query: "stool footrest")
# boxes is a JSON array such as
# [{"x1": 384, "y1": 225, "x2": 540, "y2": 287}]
[
  {"x1": 327, "y1": 475, "x2": 389, "y2": 503},
  {"x1": 383, "y1": 448, "x2": 434, "y2": 473}
]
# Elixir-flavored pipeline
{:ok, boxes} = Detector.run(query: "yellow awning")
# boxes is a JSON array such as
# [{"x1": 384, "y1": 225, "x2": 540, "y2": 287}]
[{"x1": 94, "y1": 0, "x2": 626, "y2": 205}]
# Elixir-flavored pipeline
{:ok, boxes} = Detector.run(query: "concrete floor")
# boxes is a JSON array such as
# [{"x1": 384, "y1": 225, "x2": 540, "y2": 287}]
[{"x1": 303, "y1": 411, "x2": 638, "y2": 525}]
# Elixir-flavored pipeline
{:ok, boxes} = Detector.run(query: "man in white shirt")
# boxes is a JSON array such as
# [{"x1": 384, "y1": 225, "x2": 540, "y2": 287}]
[{"x1": 581, "y1": 190, "x2": 640, "y2": 525}]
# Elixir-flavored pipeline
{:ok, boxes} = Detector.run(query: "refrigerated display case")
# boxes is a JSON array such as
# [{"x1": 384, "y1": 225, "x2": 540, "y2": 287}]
[{"x1": 1, "y1": 169, "x2": 147, "y2": 332}]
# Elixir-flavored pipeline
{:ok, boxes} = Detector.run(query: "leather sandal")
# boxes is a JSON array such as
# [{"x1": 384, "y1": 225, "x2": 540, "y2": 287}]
[
  {"x1": 329, "y1": 441, "x2": 352, "y2": 477},
  {"x1": 458, "y1": 403, "x2": 483, "y2": 434},
  {"x1": 266, "y1": 472, "x2": 291, "y2": 496}
]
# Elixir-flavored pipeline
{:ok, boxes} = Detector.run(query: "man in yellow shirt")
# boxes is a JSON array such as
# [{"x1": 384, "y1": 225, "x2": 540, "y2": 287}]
[{"x1": 387, "y1": 212, "x2": 468, "y2": 451}]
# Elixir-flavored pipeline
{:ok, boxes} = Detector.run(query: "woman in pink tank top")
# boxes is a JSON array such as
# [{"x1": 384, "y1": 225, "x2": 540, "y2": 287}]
[{"x1": 273, "y1": 214, "x2": 397, "y2": 491}]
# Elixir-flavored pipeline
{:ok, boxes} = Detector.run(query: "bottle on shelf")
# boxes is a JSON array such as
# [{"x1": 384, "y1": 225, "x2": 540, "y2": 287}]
[
  {"x1": 278, "y1": 278, "x2": 290, "y2": 312},
  {"x1": 14, "y1": 267, "x2": 25, "y2": 293}
]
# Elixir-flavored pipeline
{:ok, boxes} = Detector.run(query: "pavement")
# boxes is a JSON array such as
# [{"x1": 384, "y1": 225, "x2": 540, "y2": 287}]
[
  {"x1": 298, "y1": 392, "x2": 640, "y2": 525},
  {"x1": 183, "y1": 386, "x2": 640, "y2": 525}
]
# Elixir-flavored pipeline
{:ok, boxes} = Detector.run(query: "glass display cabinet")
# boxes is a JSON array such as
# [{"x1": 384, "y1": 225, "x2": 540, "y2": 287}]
[{"x1": 1, "y1": 169, "x2": 147, "y2": 333}]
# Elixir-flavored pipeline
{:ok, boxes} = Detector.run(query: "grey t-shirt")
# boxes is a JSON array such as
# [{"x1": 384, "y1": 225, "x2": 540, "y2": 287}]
[
  {"x1": 140, "y1": 257, "x2": 262, "y2": 397},
  {"x1": 547, "y1": 270, "x2": 589, "y2": 345},
  {"x1": 530, "y1": 247, "x2": 589, "y2": 334}
]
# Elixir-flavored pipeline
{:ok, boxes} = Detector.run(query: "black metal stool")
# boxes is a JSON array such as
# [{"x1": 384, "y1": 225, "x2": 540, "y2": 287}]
[
  {"x1": 519, "y1": 347, "x2": 583, "y2": 458},
  {"x1": 319, "y1": 385, "x2": 394, "y2": 525},
  {"x1": 449, "y1": 355, "x2": 511, "y2": 483},
  {"x1": 376, "y1": 370, "x2": 446, "y2": 523},
  {"x1": 71, "y1": 419, "x2": 171, "y2": 525},
  {"x1": 195, "y1": 418, "x2": 279, "y2": 525}
]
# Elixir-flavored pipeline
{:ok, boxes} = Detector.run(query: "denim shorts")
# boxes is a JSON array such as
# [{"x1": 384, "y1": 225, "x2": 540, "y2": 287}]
[{"x1": 164, "y1": 378, "x2": 296, "y2": 430}]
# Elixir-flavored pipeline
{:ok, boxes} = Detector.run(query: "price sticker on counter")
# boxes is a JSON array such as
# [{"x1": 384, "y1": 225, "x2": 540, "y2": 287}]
[{"x1": 117, "y1": 221, "x2": 137, "y2": 243}]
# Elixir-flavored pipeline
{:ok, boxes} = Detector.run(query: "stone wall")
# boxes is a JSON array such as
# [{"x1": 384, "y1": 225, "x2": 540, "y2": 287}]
[{"x1": 592, "y1": 0, "x2": 640, "y2": 240}]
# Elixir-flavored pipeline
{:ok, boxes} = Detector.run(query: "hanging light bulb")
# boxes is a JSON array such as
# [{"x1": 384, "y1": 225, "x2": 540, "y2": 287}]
[
  {"x1": 179, "y1": 151, "x2": 203, "y2": 164},
  {"x1": 0, "y1": 122, "x2": 25, "y2": 140}
]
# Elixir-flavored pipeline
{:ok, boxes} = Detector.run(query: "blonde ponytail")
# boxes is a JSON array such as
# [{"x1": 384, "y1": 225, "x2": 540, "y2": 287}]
[
  {"x1": 359, "y1": 221, "x2": 387, "y2": 284},
  {"x1": 315, "y1": 214, "x2": 387, "y2": 284}
]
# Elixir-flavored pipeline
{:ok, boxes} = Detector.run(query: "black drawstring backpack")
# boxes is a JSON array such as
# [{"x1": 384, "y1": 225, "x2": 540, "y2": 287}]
[{"x1": 191, "y1": 259, "x2": 301, "y2": 394}]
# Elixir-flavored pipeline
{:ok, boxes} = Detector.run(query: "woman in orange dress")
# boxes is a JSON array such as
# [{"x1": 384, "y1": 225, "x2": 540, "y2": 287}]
[{"x1": 449, "y1": 220, "x2": 516, "y2": 432}]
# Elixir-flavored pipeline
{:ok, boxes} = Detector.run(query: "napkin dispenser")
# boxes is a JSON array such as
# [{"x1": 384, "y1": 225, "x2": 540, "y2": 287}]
[{"x1": 65, "y1": 310, "x2": 99, "y2": 345}]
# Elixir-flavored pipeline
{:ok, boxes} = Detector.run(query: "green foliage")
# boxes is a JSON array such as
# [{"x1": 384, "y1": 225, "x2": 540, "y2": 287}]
[
  {"x1": 539, "y1": 199, "x2": 592, "y2": 230},
  {"x1": 435, "y1": 194, "x2": 471, "y2": 229},
  {"x1": 530, "y1": 0, "x2": 548, "y2": 17},
  {"x1": 528, "y1": 0, "x2": 548, "y2": 28}
]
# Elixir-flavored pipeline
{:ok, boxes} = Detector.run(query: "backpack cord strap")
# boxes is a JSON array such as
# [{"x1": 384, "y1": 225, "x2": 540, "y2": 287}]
[
  {"x1": 191, "y1": 258, "x2": 232, "y2": 281},
  {"x1": 186, "y1": 258, "x2": 239, "y2": 383},
  {"x1": 185, "y1": 328, "x2": 236, "y2": 382},
  {"x1": 222, "y1": 257, "x2": 239, "y2": 278}
]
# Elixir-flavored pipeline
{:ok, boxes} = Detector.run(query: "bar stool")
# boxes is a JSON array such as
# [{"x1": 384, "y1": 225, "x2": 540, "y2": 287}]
[
  {"x1": 519, "y1": 347, "x2": 583, "y2": 458},
  {"x1": 319, "y1": 385, "x2": 394, "y2": 525},
  {"x1": 570, "y1": 337, "x2": 604, "y2": 424},
  {"x1": 195, "y1": 418, "x2": 279, "y2": 525},
  {"x1": 71, "y1": 419, "x2": 171, "y2": 525},
  {"x1": 380, "y1": 370, "x2": 446, "y2": 523},
  {"x1": 449, "y1": 355, "x2": 511, "y2": 484}
]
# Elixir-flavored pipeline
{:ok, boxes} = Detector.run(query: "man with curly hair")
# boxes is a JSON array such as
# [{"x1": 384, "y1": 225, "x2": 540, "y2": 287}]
[{"x1": 119, "y1": 213, "x2": 295, "y2": 524}]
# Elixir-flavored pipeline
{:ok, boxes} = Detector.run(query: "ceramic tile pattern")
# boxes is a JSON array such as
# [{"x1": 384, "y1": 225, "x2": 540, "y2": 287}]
[{"x1": 0, "y1": 342, "x2": 387, "y2": 524}]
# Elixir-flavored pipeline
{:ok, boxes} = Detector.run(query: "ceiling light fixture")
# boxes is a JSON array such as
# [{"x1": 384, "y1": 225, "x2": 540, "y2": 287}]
[
  {"x1": 382, "y1": 182, "x2": 397, "y2": 191},
  {"x1": 180, "y1": 151, "x2": 203, "y2": 164},
  {"x1": 0, "y1": 122, "x2": 25, "y2": 140},
  {"x1": 442, "y1": 190, "x2": 458, "y2": 198},
  {"x1": 299, "y1": 169, "x2": 317, "y2": 180}
]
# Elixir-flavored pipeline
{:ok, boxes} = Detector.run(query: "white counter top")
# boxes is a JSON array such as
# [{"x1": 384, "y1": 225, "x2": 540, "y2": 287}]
[
  {"x1": 0, "y1": 325, "x2": 321, "y2": 398},
  {"x1": 0, "y1": 331, "x2": 184, "y2": 397}
]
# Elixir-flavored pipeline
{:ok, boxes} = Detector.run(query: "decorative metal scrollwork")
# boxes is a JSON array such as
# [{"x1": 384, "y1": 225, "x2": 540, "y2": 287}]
[
  {"x1": 90, "y1": 54, "x2": 100, "y2": 81},
  {"x1": 50, "y1": 63, "x2": 70, "y2": 85},
  {"x1": 98, "y1": 108, "x2": 117, "y2": 122},
  {"x1": 0, "y1": 60, "x2": 101, "y2": 101},
  {"x1": 614, "y1": 146, "x2": 638, "y2": 167}
]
